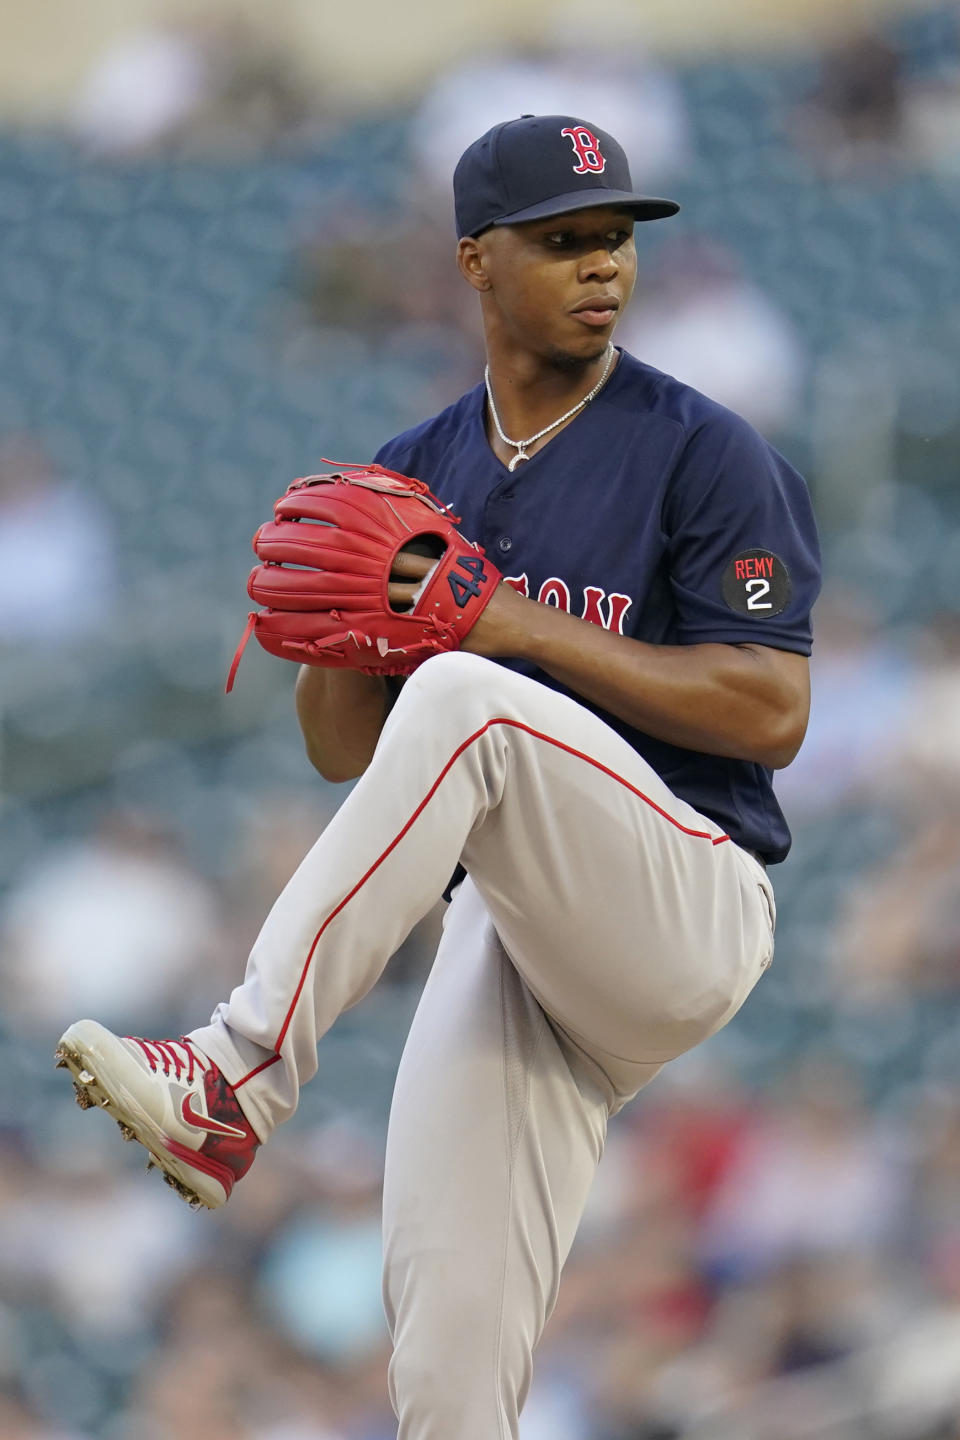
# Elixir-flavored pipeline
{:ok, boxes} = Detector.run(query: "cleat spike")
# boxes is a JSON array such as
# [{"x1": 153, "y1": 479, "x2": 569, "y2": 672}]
[
  {"x1": 73, "y1": 1082, "x2": 94, "y2": 1110},
  {"x1": 161, "y1": 1170, "x2": 203, "y2": 1207},
  {"x1": 117, "y1": 1122, "x2": 136, "y2": 1142},
  {"x1": 54, "y1": 1055, "x2": 68, "y2": 1070},
  {"x1": 146, "y1": 1158, "x2": 156, "y2": 1172}
]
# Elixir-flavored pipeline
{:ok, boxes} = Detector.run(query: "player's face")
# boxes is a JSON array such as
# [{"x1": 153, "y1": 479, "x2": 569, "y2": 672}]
[{"x1": 472, "y1": 206, "x2": 637, "y2": 367}]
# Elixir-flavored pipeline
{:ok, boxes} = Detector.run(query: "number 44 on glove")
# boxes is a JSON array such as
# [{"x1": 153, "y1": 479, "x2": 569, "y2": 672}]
[{"x1": 225, "y1": 464, "x2": 502, "y2": 690}]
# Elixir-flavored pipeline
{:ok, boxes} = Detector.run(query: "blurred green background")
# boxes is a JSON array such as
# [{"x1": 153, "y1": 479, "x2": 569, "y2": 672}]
[{"x1": 1, "y1": 1, "x2": 959, "y2": 1437}]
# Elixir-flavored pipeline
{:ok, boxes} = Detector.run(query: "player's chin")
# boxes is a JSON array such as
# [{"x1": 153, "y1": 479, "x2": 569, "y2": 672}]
[{"x1": 547, "y1": 327, "x2": 616, "y2": 371}]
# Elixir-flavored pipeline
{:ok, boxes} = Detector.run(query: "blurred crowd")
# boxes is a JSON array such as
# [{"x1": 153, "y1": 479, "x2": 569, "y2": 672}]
[{"x1": 1, "y1": 1, "x2": 960, "y2": 1437}]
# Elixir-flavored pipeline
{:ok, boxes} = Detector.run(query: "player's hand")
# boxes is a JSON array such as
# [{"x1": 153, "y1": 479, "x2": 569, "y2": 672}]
[
  {"x1": 460, "y1": 577, "x2": 532, "y2": 660},
  {"x1": 387, "y1": 550, "x2": 436, "y2": 609},
  {"x1": 390, "y1": 549, "x2": 531, "y2": 659}
]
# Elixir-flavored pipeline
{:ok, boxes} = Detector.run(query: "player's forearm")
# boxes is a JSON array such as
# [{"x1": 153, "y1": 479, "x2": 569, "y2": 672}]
[
  {"x1": 294, "y1": 666, "x2": 392, "y2": 782},
  {"x1": 471, "y1": 591, "x2": 807, "y2": 769}
]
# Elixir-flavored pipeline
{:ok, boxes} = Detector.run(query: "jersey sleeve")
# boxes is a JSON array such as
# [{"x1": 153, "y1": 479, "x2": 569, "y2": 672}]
[{"x1": 661, "y1": 409, "x2": 821, "y2": 653}]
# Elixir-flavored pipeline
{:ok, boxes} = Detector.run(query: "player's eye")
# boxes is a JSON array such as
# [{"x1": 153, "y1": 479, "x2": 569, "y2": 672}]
[{"x1": 542, "y1": 226, "x2": 632, "y2": 253}]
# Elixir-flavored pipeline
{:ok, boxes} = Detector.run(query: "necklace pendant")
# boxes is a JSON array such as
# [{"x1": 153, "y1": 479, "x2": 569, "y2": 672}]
[{"x1": 485, "y1": 346, "x2": 614, "y2": 474}]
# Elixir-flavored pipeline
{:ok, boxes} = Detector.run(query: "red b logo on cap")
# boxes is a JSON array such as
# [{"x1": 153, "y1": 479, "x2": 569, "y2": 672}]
[{"x1": 561, "y1": 126, "x2": 606, "y2": 175}]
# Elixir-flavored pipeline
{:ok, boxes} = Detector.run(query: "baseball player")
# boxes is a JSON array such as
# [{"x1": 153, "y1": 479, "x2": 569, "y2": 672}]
[{"x1": 57, "y1": 116, "x2": 820, "y2": 1439}]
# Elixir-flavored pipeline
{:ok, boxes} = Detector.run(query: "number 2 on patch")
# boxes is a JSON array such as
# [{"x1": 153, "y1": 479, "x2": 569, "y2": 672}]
[
  {"x1": 745, "y1": 578, "x2": 772, "y2": 611},
  {"x1": 448, "y1": 554, "x2": 488, "y2": 608}
]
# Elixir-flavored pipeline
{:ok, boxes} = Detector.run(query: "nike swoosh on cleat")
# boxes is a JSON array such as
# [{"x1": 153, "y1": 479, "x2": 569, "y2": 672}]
[{"x1": 180, "y1": 1092, "x2": 248, "y2": 1138}]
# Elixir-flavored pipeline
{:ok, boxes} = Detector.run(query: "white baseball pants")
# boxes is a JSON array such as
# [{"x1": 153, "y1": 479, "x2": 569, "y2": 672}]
[{"x1": 190, "y1": 651, "x2": 775, "y2": 1440}]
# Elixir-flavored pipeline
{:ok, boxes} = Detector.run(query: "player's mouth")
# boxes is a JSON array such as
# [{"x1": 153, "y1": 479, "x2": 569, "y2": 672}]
[{"x1": 570, "y1": 294, "x2": 620, "y2": 327}]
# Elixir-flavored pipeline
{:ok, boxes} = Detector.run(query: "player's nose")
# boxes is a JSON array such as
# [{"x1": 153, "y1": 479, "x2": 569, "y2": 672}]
[{"x1": 579, "y1": 247, "x2": 619, "y2": 283}]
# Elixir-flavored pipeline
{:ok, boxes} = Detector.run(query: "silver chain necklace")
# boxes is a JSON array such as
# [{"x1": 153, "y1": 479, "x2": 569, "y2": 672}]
[{"x1": 484, "y1": 346, "x2": 615, "y2": 472}]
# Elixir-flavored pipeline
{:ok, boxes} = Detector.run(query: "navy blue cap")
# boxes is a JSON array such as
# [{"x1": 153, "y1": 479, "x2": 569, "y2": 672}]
[{"x1": 454, "y1": 114, "x2": 679, "y2": 240}]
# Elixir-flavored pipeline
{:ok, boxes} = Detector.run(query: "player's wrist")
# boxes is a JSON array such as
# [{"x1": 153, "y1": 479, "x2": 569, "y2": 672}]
[{"x1": 461, "y1": 581, "x2": 539, "y2": 661}]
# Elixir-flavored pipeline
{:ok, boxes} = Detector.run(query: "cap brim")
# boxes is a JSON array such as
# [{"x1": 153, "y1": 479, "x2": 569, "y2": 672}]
[{"x1": 491, "y1": 188, "x2": 679, "y2": 229}]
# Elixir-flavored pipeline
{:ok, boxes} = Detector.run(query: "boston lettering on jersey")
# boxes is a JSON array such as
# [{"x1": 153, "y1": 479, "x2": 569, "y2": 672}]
[
  {"x1": 375, "y1": 349, "x2": 821, "y2": 864},
  {"x1": 503, "y1": 573, "x2": 633, "y2": 634}
]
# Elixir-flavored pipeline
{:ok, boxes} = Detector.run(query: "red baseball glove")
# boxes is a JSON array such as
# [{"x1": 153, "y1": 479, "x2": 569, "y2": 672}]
[{"x1": 226, "y1": 464, "x2": 501, "y2": 690}]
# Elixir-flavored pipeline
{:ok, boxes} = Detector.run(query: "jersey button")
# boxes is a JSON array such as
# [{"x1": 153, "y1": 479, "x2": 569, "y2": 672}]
[{"x1": 497, "y1": 536, "x2": 513, "y2": 553}]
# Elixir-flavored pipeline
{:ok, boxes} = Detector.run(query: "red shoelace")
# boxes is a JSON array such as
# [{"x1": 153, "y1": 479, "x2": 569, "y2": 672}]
[{"x1": 127, "y1": 1036, "x2": 209, "y2": 1083}]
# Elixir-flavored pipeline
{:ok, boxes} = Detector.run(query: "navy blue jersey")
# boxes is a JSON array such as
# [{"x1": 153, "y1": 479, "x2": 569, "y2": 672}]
[{"x1": 374, "y1": 349, "x2": 821, "y2": 863}]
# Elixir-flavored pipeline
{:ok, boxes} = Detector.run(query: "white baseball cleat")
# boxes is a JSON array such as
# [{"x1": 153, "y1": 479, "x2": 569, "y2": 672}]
[{"x1": 55, "y1": 1019, "x2": 260, "y2": 1210}]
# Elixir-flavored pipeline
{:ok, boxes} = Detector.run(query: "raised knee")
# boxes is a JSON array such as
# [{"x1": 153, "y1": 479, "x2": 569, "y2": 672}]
[
  {"x1": 414, "y1": 648, "x2": 497, "y2": 691},
  {"x1": 397, "y1": 650, "x2": 501, "y2": 717}
]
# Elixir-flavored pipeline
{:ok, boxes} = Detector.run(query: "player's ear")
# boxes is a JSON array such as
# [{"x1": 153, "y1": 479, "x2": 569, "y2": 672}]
[{"x1": 457, "y1": 237, "x2": 491, "y2": 292}]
